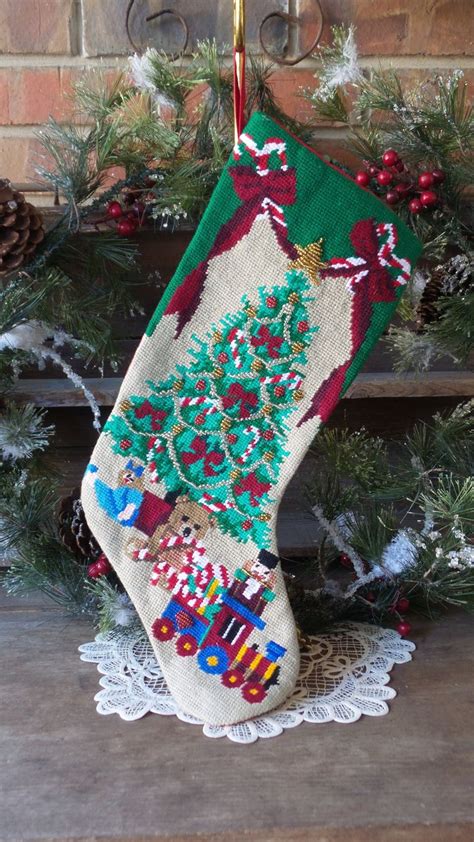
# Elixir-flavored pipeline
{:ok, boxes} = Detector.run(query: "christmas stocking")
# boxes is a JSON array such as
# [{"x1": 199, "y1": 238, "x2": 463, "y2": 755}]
[{"x1": 82, "y1": 112, "x2": 421, "y2": 725}]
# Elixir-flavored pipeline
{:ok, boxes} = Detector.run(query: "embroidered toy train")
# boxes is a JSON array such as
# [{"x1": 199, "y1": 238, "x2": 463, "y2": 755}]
[
  {"x1": 87, "y1": 460, "x2": 286, "y2": 705},
  {"x1": 150, "y1": 539, "x2": 285, "y2": 704}
]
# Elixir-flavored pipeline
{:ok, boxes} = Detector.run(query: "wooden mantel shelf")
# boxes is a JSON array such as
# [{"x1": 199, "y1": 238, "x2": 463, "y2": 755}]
[
  {"x1": 1, "y1": 588, "x2": 473, "y2": 841},
  {"x1": 10, "y1": 370, "x2": 474, "y2": 407}
]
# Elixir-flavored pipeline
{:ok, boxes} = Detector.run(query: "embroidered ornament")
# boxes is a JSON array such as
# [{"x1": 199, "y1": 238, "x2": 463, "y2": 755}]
[{"x1": 81, "y1": 113, "x2": 421, "y2": 726}]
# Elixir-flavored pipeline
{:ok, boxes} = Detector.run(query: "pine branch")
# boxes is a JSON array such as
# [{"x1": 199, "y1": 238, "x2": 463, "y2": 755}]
[
  {"x1": 0, "y1": 403, "x2": 54, "y2": 462},
  {"x1": 73, "y1": 70, "x2": 135, "y2": 122},
  {"x1": 3, "y1": 542, "x2": 94, "y2": 614},
  {"x1": 428, "y1": 292, "x2": 474, "y2": 363}
]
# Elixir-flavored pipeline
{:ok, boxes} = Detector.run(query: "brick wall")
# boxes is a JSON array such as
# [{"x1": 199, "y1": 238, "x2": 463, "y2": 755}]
[{"x1": 0, "y1": 0, "x2": 472, "y2": 189}]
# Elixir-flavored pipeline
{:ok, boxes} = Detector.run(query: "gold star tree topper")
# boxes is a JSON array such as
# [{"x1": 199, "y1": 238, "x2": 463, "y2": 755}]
[{"x1": 288, "y1": 239, "x2": 324, "y2": 286}]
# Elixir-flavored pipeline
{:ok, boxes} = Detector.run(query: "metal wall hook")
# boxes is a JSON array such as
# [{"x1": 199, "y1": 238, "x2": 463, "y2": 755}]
[
  {"x1": 259, "y1": 1, "x2": 323, "y2": 65},
  {"x1": 125, "y1": 1, "x2": 323, "y2": 65},
  {"x1": 126, "y1": 2, "x2": 189, "y2": 58}
]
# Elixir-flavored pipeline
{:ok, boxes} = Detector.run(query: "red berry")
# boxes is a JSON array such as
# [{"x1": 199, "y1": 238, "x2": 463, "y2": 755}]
[
  {"x1": 196, "y1": 380, "x2": 206, "y2": 391},
  {"x1": 382, "y1": 149, "x2": 399, "y2": 167},
  {"x1": 263, "y1": 429, "x2": 274, "y2": 441},
  {"x1": 395, "y1": 182, "x2": 412, "y2": 197},
  {"x1": 365, "y1": 591, "x2": 376, "y2": 603},
  {"x1": 408, "y1": 198, "x2": 423, "y2": 214},
  {"x1": 297, "y1": 320, "x2": 309, "y2": 333},
  {"x1": 132, "y1": 200, "x2": 146, "y2": 217},
  {"x1": 394, "y1": 159, "x2": 405, "y2": 172},
  {"x1": 217, "y1": 352, "x2": 229, "y2": 363},
  {"x1": 195, "y1": 413, "x2": 205, "y2": 425},
  {"x1": 431, "y1": 168, "x2": 445, "y2": 184},
  {"x1": 107, "y1": 200, "x2": 123, "y2": 219},
  {"x1": 242, "y1": 519, "x2": 252, "y2": 531},
  {"x1": 420, "y1": 190, "x2": 438, "y2": 207},
  {"x1": 368, "y1": 164, "x2": 379, "y2": 177},
  {"x1": 339, "y1": 552, "x2": 353, "y2": 569},
  {"x1": 227, "y1": 433, "x2": 238, "y2": 444},
  {"x1": 95, "y1": 554, "x2": 112, "y2": 576},
  {"x1": 396, "y1": 597, "x2": 410, "y2": 613},
  {"x1": 274, "y1": 385, "x2": 285, "y2": 398},
  {"x1": 87, "y1": 562, "x2": 101, "y2": 579},
  {"x1": 266, "y1": 296, "x2": 277, "y2": 308},
  {"x1": 396, "y1": 620, "x2": 412, "y2": 637},
  {"x1": 385, "y1": 190, "x2": 399, "y2": 205},
  {"x1": 355, "y1": 171, "x2": 370, "y2": 187},
  {"x1": 418, "y1": 171, "x2": 434, "y2": 189},
  {"x1": 120, "y1": 439, "x2": 132, "y2": 450},
  {"x1": 126, "y1": 215, "x2": 139, "y2": 230},
  {"x1": 377, "y1": 170, "x2": 393, "y2": 187},
  {"x1": 117, "y1": 218, "x2": 137, "y2": 236}
]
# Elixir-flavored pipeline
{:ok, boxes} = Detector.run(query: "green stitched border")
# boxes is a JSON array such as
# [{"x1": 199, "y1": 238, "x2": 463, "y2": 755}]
[{"x1": 146, "y1": 111, "x2": 422, "y2": 401}]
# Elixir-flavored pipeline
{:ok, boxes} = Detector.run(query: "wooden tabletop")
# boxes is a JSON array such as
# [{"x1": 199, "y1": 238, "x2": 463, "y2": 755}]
[{"x1": 1, "y1": 587, "x2": 473, "y2": 842}]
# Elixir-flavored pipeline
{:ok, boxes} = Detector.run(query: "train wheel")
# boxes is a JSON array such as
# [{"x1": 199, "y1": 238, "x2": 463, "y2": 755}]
[
  {"x1": 151, "y1": 617, "x2": 175, "y2": 642},
  {"x1": 176, "y1": 634, "x2": 198, "y2": 657},
  {"x1": 198, "y1": 645, "x2": 229, "y2": 675},
  {"x1": 242, "y1": 682, "x2": 267, "y2": 704},
  {"x1": 221, "y1": 669, "x2": 244, "y2": 689}
]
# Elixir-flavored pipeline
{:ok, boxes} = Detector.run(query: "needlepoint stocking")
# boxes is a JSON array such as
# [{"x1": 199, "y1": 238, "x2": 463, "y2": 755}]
[{"x1": 82, "y1": 113, "x2": 421, "y2": 726}]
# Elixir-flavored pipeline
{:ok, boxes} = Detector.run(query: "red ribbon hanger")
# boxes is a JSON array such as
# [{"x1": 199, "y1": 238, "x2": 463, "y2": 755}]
[{"x1": 233, "y1": 0, "x2": 246, "y2": 144}]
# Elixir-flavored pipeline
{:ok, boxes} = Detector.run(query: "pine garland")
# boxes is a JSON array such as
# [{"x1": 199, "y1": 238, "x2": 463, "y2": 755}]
[
  {"x1": 2, "y1": 400, "x2": 473, "y2": 632},
  {"x1": 294, "y1": 400, "x2": 474, "y2": 630},
  {"x1": 1, "y1": 33, "x2": 473, "y2": 635}
]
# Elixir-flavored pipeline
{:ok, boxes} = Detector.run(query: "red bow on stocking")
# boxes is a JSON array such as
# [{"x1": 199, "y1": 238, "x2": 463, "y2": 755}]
[
  {"x1": 320, "y1": 219, "x2": 410, "y2": 303},
  {"x1": 229, "y1": 166, "x2": 296, "y2": 208},
  {"x1": 164, "y1": 137, "x2": 297, "y2": 338}
]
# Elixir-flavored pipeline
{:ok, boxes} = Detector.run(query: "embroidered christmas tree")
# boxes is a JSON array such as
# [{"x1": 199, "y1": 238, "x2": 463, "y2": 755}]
[{"x1": 105, "y1": 267, "x2": 318, "y2": 544}]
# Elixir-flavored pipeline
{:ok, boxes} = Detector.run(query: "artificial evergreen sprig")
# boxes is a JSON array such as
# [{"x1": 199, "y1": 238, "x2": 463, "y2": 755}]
[
  {"x1": 54, "y1": 41, "x2": 316, "y2": 225},
  {"x1": 0, "y1": 403, "x2": 54, "y2": 462},
  {"x1": 304, "y1": 25, "x2": 473, "y2": 373},
  {"x1": 299, "y1": 400, "x2": 474, "y2": 628}
]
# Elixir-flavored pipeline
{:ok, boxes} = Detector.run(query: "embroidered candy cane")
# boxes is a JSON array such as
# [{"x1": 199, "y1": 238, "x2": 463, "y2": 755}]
[
  {"x1": 326, "y1": 257, "x2": 368, "y2": 293},
  {"x1": 179, "y1": 395, "x2": 219, "y2": 416},
  {"x1": 148, "y1": 458, "x2": 164, "y2": 483},
  {"x1": 237, "y1": 425, "x2": 262, "y2": 464},
  {"x1": 157, "y1": 533, "x2": 206, "y2": 556},
  {"x1": 198, "y1": 492, "x2": 235, "y2": 513},
  {"x1": 234, "y1": 134, "x2": 288, "y2": 174},
  {"x1": 260, "y1": 371, "x2": 303, "y2": 391},
  {"x1": 260, "y1": 197, "x2": 286, "y2": 228},
  {"x1": 376, "y1": 222, "x2": 411, "y2": 285},
  {"x1": 184, "y1": 546, "x2": 209, "y2": 569},
  {"x1": 228, "y1": 327, "x2": 246, "y2": 368},
  {"x1": 194, "y1": 562, "x2": 231, "y2": 590},
  {"x1": 133, "y1": 545, "x2": 156, "y2": 562},
  {"x1": 232, "y1": 133, "x2": 290, "y2": 233},
  {"x1": 150, "y1": 559, "x2": 181, "y2": 586}
]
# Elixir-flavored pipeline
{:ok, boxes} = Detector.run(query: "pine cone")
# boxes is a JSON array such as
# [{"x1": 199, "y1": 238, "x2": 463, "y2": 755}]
[
  {"x1": 416, "y1": 266, "x2": 445, "y2": 329},
  {"x1": 417, "y1": 256, "x2": 473, "y2": 330},
  {"x1": 439, "y1": 254, "x2": 473, "y2": 297},
  {"x1": 0, "y1": 180, "x2": 45, "y2": 275},
  {"x1": 58, "y1": 487, "x2": 102, "y2": 561}
]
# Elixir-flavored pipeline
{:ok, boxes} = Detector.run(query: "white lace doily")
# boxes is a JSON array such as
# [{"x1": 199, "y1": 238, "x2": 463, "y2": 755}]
[{"x1": 79, "y1": 622, "x2": 415, "y2": 744}]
